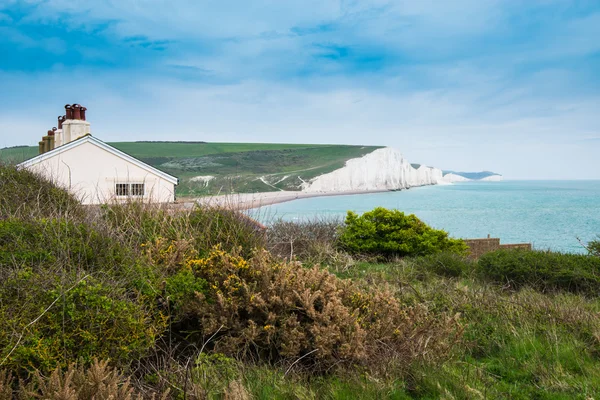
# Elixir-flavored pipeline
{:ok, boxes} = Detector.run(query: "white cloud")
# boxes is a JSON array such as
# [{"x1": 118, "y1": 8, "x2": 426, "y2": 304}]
[{"x1": 1, "y1": 0, "x2": 599, "y2": 179}]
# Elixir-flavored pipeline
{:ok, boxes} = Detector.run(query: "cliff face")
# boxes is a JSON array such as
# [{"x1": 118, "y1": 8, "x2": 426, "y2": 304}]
[
  {"x1": 442, "y1": 173, "x2": 472, "y2": 183},
  {"x1": 480, "y1": 175, "x2": 503, "y2": 181},
  {"x1": 302, "y1": 147, "x2": 443, "y2": 193}
]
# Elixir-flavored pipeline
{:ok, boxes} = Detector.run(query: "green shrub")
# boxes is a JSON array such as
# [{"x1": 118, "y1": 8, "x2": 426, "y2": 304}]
[
  {"x1": 0, "y1": 272, "x2": 166, "y2": 376},
  {"x1": 0, "y1": 218, "x2": 129, "y2": 270},
  {"x1": 0, "y1": 218, "x2": 166, "y2": 376},
  {"x1": 339, "y1": 207, "x2": 468, "y2": 259},
  {"x1": 478, "y1": 249, "x2": 600, "y2": 294},
  {"x1": 411, "y1": 252, "x2": 477, "y2": 278}
]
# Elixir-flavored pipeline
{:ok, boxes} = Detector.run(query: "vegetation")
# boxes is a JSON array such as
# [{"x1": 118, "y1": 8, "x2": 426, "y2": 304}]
[
  {"x1": 479, "y1": 249, "x2": 600, "y2": 294},
  {"x1": 339, "y1": 207, "x2": 469, "y2": 258},
  {"x1": 586, "y1": 237, "x2": 600, "y2": 257},
  {"x1": 2, "y1": 164, "x2": 600, "y2": 398}
]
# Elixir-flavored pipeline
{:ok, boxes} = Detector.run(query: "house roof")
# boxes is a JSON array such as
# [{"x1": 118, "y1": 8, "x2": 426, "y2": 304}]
[{"x1": 17, "y1": 135, "x2": 179, "y2": 185}]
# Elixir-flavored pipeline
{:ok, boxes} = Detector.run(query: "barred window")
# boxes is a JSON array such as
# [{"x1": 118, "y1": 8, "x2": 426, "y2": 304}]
[
  {"x1": 115, "y1": 183, "x2": 145, "y2": 197},
  {"x1": 115, "y1": 183, "x2": 129, "y2": 196},
  {"x1": 131, "y1": 183, "x2": 145, "y2": 196}
]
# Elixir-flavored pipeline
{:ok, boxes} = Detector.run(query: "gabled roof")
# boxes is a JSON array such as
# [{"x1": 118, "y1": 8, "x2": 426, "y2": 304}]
[{"x1": 18, "y1": 135, "x2": 178, "y2": 185}]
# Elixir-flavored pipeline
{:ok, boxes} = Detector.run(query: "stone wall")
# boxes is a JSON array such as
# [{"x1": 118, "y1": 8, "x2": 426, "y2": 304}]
[{"x1": 464, "y1": 237, "x2": 531, "y2": 259}]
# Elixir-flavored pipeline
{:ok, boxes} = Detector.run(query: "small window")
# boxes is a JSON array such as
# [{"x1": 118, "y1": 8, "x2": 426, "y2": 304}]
[
  {"x1": 115, "y1": 183, "x2": 145, "y2": 197},
  {"x1": 115, "y1": 183, "x2": 129, "y2": 196},
  {"x1": 131, "y1": 183, "x2": 145, "y2": 196}
]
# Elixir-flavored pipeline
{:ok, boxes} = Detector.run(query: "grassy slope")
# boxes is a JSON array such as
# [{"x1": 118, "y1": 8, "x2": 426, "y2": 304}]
[
  {"x1": 0, "y1": 142, "x2": 382, "y2": 196},
  {"x1": 329, "y1": 261, "x2": 600, "y2": 399}
]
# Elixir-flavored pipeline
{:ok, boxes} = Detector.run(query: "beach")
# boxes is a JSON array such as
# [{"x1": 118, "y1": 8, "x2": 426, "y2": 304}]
[{"x1": 194, "y1": 189, "x2": 390, "y2": 210}]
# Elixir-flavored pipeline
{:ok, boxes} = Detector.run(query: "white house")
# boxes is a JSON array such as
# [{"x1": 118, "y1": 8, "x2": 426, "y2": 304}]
[{"x1": 18, "y1": 104, "x2": 178, "y2": 205}]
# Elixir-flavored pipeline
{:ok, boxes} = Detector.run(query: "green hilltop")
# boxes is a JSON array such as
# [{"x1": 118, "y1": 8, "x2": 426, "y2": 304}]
[{"x1": 0, "y1": 142, "x2": 383, "y2": 196}]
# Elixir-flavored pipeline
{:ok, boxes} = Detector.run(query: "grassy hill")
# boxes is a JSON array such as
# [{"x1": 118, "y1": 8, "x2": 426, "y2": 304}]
[{"x1": 0, "y1": 142, "x2": 382, "y2": 196}]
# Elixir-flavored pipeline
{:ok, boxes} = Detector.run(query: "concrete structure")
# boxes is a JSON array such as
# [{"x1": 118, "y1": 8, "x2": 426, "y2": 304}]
[{"x1": 18, "y1": 104, "x2": 178, "y2": 205}]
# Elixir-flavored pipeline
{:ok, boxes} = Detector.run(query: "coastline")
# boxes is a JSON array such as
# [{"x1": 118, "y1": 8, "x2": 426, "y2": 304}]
[{"x1": 194, "y1": 189, "x2": 392, "y2": 210}]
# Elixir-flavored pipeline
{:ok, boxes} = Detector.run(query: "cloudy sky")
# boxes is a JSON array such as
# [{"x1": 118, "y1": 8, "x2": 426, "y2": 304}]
[{"x1": 1, "y1": 0, "x2": 599, "y2": 179}]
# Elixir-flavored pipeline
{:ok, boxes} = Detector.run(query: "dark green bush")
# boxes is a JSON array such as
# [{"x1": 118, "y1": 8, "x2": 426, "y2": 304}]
[
  {"x1": 411, "y1": 252, "x2": 477, "y2": 278},
  {"x1": 339, "y1": 207, "x2": 468, "y2": 259},
  {"x1": 0, "y1": 217, "x2": 167, "y2": 376},
  {"x1": 478, "y1": 249, "x2": 600, "y2": 294},
  {"x1": 0, "y1": 218, "x2": 129, "y2": 270},
  {"x1": 0, "y1": 271, "x2": 166, "y2": 376}
]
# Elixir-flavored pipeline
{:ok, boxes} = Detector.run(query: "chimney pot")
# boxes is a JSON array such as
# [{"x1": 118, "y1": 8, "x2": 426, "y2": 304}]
[
  {"x1": 58, "y1": 115, "x2": 65, "y2": 129},
  {"x1": 80, "y1": 106, "x2": 87, "y2": 121},
  {"x1": 72, "y1": 104, "x2": 81, "y2": 120},
  {"x1": 65, "y1": 105, "x2": 73, "y2": 119}
]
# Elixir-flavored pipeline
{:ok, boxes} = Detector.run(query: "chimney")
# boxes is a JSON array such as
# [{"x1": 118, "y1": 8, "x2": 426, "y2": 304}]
[
  {"x1": 38, "y1": 141, "x2": 45, "y2": 154},
  {"x1": 41, "y1": 134, "x2": 51, "y2": 153},
  {"x1": 61, "y1": 103, "x2": 91, "y2": 144},
  {"x1": 45, "y1": 130, "x2": 55, "y2": 152},
  {"x1": 55, "y1": 116, "x2": 65, "y2": 147}
]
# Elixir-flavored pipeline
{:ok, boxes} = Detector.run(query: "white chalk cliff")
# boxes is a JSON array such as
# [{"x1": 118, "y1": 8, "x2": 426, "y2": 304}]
[
  {"x1": 302, "y1": 147, "x2": 443, "y2": 193},
  {"x1": 442, "y1": 173, "x2": 472, "y2": 183},
  {"x1": 480, "y1": 174, "x2": 503, "y2": 181}
]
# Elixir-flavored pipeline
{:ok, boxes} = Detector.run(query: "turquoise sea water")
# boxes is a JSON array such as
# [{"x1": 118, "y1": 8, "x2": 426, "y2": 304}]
[{"x1": 255, "y1": 181, "x2": 600, "y2": 254}]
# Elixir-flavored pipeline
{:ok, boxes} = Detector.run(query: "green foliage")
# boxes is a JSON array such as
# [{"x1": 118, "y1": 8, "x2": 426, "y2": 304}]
[
  {"x1": 0, "y1": 272, "x2": 165, "y2": 375},
  {"x1": 411, "y1": 252, "x2": 476, "y2": 278},
  {"x1": 339, "y1": 207, "x2": 468, "y2": 258},
  {"x1": 0, "y1": 218, "x2": 129, "y2": 270},
  {"x1": 478, "y1": 249, "x2": 600, "y2": 294},
  {"x1": 164, "y1": 269, "x2": 208, "y2": 316}
]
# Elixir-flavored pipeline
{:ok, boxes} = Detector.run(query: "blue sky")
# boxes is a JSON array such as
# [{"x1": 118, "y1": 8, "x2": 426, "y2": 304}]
[{"x1": 1, "y1": 0, "x2": 599, "y2": 179}]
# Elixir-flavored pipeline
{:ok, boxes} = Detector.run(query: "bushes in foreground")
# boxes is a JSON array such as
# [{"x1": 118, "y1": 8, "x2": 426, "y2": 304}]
[
  {"x1": 339, "y1": 207, "x2": 468, "y2": 259},
  {"x1": 479, "y1": 249, "x2": 600, "y2": 294},
  {"x1": 162, "y1": 246, "x2": 463, "y2": 372},
  {"x1": 0, "y1": 165, "x2": 82, "y2": 220}
]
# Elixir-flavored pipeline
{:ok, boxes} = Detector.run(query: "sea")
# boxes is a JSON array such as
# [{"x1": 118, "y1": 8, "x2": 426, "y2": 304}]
[{"x1": 255, "y1": 181, "x2": 600, "y2": 254}]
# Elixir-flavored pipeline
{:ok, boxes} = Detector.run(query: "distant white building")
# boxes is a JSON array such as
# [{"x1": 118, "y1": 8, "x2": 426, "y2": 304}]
[{"x1": 18, "y1": 104, "x2": 178, "y2": 205}]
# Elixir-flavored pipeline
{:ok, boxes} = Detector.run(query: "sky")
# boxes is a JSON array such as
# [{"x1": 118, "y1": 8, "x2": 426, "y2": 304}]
[{"x1": 1, "y1": 0, "x2": 599, "y2": 179}]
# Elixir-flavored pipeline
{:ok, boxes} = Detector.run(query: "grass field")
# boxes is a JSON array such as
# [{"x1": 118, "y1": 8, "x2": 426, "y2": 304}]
[{"x1": 0, "y1": 142, "x2": 382, "y2": 196}]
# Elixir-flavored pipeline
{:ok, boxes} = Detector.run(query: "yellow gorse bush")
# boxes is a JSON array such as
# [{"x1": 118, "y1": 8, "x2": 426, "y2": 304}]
[{"x1": 168, "y1": 245, "x2": 463, "y2": 372}]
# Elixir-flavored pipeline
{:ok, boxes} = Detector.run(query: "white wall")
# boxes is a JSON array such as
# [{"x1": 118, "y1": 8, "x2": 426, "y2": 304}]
[{"x1": 26, "y1": 141, "x2": 176, "y2": 205}]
